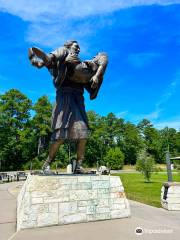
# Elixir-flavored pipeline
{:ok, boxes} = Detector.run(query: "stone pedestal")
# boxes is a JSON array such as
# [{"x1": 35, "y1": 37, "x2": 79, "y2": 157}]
[
  {"x1": 161, "y1": 182, "x2": 180, "y2": 210},
  {"x1": 17, "y1": 174, "x2": 130, "y2": 231}
]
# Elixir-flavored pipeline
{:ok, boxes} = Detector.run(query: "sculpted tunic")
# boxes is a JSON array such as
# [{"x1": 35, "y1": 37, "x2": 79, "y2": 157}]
[
  {"x1": 48, "y1": 47, "x2": 89, "y2": 141},
  {"x1": 47, "y1": 47, "x2": 108, "y2": 141}
]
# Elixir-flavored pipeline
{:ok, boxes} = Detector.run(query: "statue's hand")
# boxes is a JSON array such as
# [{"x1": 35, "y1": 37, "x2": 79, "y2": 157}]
[{"x1": 91, "y1": 75, "x2": 99, "y2": 89}]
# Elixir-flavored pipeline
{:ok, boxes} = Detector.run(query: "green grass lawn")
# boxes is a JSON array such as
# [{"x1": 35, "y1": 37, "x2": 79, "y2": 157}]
[{"x1": 113, "y1": 172, "x2": 180, "y2": 208}]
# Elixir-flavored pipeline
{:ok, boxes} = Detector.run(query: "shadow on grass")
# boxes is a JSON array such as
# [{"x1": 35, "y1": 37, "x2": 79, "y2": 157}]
[{"x1": 142, "y1": 181, "x2": 155, "y2": 184}]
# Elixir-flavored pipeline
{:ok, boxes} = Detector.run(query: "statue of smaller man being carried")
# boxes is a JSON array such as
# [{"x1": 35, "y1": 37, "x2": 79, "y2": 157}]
[{"x1": 28, "y1": 40, "x2": 108, "y2": 174}]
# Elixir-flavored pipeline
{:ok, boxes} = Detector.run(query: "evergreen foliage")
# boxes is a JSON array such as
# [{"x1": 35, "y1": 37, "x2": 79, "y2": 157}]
[
  {"x1": 0, "y1": 89, "x2": 180, "y2": 171},
  {"x1": 104, "y1": 147, "x2": 124, "y2": 170}
]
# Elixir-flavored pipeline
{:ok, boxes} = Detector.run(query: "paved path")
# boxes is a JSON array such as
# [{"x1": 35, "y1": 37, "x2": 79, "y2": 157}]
[
  {"x1": 0, "y1": 181, "x2": 180, "y2": 240},
  {"x1": 0, "y1": 182, "x2": 23, "y2": 240}
]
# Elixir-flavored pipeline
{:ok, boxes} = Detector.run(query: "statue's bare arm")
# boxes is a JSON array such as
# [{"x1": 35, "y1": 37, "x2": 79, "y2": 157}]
[
  {"x1": 91, "y1": 53, "x2": 108, "y2": 89},
  {"x1": 28, "y1": 47, "x2": 56, "y2": 69},
  {"x1": 91, "y1": 66, "x2": 104, "y2": 88}
]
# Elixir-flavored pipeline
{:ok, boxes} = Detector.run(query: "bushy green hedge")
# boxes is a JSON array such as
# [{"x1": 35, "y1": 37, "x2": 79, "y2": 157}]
[{"x1": 105, "y1": 147, "x2": 124, "y2": 170}]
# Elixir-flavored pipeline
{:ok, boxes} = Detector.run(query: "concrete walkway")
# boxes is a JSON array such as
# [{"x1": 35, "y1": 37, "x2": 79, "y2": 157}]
[
  {"x1": 0, "y1": 182, "x2": 22, "y2": 240},
  {"x1": 0, "y1": 181, "x2": 180, "y2": 240}
]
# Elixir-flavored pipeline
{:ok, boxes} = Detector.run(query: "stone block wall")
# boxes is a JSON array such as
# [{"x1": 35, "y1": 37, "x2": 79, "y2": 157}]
[
  {"x1": 17, "y1": 174, "x2": 130, "y2": 230},
  {"x1": 161, "y1": 182, "x2": 180, "y2": 210}
]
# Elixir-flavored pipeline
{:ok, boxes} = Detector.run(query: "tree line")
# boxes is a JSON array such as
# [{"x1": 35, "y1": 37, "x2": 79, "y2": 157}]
[{"x1": 0, "y1": 89, "x2": 179, "y2": 171}]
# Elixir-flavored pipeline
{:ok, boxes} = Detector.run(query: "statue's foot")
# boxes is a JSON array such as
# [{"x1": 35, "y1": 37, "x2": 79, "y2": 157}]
[
  {"x1": 42, "y1": 163, "x2": 55, "y2": 175},
  {"x1": 73, "y1": 161, "x2": 85, "y2": 174},
  {"x1": 73, "y1": 167, "x2": 85, "y2": 174}
]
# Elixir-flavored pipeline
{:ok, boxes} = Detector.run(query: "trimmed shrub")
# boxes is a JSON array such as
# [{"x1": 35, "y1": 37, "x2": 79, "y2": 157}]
[{"x1": 105, "y1": 147, "x2": 124, "y2": 170}]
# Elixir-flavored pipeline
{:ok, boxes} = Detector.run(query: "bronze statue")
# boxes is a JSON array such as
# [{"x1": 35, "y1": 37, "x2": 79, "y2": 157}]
[{"x1": 28, "y1": 40, "x2": 108, "y2": 174}]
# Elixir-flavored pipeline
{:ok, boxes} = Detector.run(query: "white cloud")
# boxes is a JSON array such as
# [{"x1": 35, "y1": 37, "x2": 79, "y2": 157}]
[
  {"x1": 114, "y1": 69, "x2": 180, "y2": 127},
  {"x1": 138, "y1": 70, "x2": 180, "y2": 122},
  {"x1": 116, "y1": 111, "x2": 129, "y2": 118},
  {"x1": 125, "y1": 110, "x2": 161, "y2": 123},
  {"x1": 155, "y1": 120, "x2": 180, "y2": 130},
  {"x1": 143, "y1": 110, "x2": 161, "y2": 120},
  {"x1": 156, "y1": 72, "x2": 180, "y2": 110},
  {"x1": 0, "y1": 0, "x2": 180, "y2": 48},
  {"x1": 0, "y1": 0, "x2": 179, "y2": 21},
  {"x1": 121, "y1": 111, "x2": 180, "y2": 130},
  {"x1": 137, "y1": 71, "x2": 180, "y2": 122}
]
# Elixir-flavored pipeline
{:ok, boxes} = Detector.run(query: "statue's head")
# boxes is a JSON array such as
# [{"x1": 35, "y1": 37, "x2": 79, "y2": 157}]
[{"x1": 64, "y1": 40, "x2": 80, "y2": 54}]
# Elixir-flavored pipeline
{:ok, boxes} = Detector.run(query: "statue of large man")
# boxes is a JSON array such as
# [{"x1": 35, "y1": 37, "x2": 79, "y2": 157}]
[{"x1": 28, "y1": 40, "x2": 108, "y2": 174}]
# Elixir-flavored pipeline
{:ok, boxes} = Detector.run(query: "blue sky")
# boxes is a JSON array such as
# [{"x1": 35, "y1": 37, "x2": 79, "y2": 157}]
[{"x1": 0, "y1": 0, "x2": 180, "y2": 129}]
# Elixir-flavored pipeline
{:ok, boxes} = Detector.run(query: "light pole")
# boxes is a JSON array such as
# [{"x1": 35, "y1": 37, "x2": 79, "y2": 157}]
[
  {"x1": 166, "y1": 151, "x2": 172, "y2": 182},
  {"x1": 100, "y1": 136, "x2": 104, "y2": 165}
]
